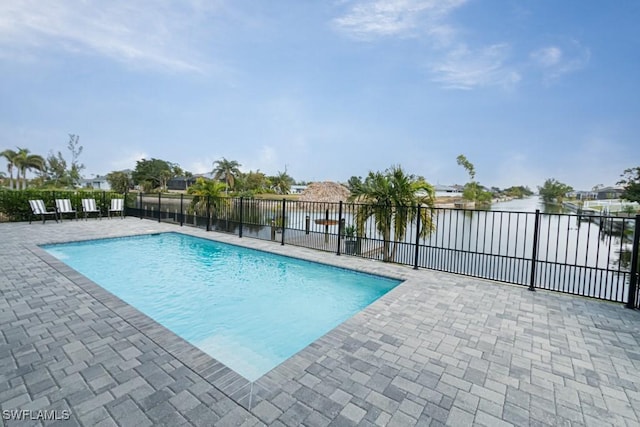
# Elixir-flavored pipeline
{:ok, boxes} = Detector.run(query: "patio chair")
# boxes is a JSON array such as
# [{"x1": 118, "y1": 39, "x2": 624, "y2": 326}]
[
  {"x1": 109, "y1": 198, "x2": 125, "y2": 218},
  {"x1": 28, "y1": 200, "x2": 59, "y2": 224},
  {"x1": 81, "y1": 198, "x2": 102, "y2": 220},
  {"x1": 55, "y1": 199, "x2": 78, "y2": 220}
]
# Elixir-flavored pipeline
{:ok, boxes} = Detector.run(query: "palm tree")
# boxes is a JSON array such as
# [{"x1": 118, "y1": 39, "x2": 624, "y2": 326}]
[
  {"x1": 1, "y1": 148, "x2": 18, "y2": 190},
  {"x1": 349, "y1": 165, "x2": 436, "y2": 262},
  {"x1": 212, "y1": 158, "x2": 242, "y2": 193},
  {"x1": 270, "y1": 170, "x2": 294, "y2": 195},
  {"x1": 14, "y1": 148, "x2": 45, "y2": 190},
  {"x1": 187, "y1": 177, "x2": 228, "y2": 218}
]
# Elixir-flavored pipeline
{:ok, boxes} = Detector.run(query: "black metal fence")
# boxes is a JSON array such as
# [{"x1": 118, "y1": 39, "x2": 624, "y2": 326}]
[{"x1": 125, "y1": 193, "x2": 640, "y2": 308}]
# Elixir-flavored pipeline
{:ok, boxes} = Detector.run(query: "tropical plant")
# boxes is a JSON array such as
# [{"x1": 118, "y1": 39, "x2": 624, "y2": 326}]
[
  {"x1": 618, "y1": 167, "x2": 640, "y2": 203},
  {"x1": 106, "y1": 171, "x2": 132, "y2": 194},
  {"x1": 1, "y1": 148, "x2": 18, "y2": 190},
  {"x1": 14, "y1": 148, "x2": 45, "y2": 190},
  {"x1": 236, "y1": 170, "x2": 269, "y2": 194},
  {"x1": 212, "y1": 158, "x2": 242, "y2": 193},
  {"x1": 43, "y1": 151, "x2": 69, "y2": 187},
  {"x1": 186, "y1": 177, "x2": 228, "y2": 218},
  {"x1": 456, "y1": 154, "x2": 476, "y2": 180},
  {"x1": 538, "y1": 178, "x2": 573, "y2": 203},
  {"x1": 269, "y1": 170, "x2": 295, "y2": 195},
  {"x1": 66, "y1": 134, "x2": 85, "y2": 186},
  {"x1": 343, "y1": 225, "x2": 357, "y2": 240},
  {"x1": 131, "y1": 158, "x2": 178, "y2": 191},
  {"x1": 349, "y1": 165, "x2": 436, "y2": 262},
  {"x1": 456, "y1": 154, "x2": 492, "y2": 204}
]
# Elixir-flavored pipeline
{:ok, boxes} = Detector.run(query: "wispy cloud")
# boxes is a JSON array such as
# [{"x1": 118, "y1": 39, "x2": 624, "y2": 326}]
[
  {"x1": 0, "y1": 0, "x2": 223, "y2": 72},
  {"x1": 530, "y1": 41, "x2": 590, "y2": 82},
  {"x1": 332, "y1": 0, "x2": 522, "y2": 90},
  {"x1": 430, "y1": 44, "x2": 521, "y2": 90},
  {"x1": 332, "y1": 0, "x2": 467, "y2": 42},
  {"x1": 110, "y1": 151, "x2": 148, "y2": 171}
]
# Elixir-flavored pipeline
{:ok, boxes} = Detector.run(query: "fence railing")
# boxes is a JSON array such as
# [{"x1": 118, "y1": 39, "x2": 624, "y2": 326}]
[
  {"x1": 126, "y1": 193, "x2": 640, "y2": 308},
  {"x1": 2, "y1": 190, "x2": 638, "y2": 308}
]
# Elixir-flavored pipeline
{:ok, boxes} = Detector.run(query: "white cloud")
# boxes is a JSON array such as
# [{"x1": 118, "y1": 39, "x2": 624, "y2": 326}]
[
  {"x1": 332, "y1": 0, "x2": 467, "y2": 42},
  {"x1": 0, "y1": 0, "x2": 224, "y2": 72},
  {"x1": 241, "y1": 146, "x2": 279, "y2": 173},
  {"x1": 429, "y1": 44, "x2": 521, "y2": 89},
  {"x1": 529, "y1": 41, "x2": 590, "y2": 82},
  {"x1": 530, "y1": 46, "x2": 562, "y2": 67},
  {"x1": 110, "y1": 151, "x2": 148, "y2": 171}
]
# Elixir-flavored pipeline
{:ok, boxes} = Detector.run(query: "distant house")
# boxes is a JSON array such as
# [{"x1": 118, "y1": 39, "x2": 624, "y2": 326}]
[
  {"x1": 81, "y1": 176, "x2": 111, "y2": 191},
  {"x1": 597, "y1": 186, "x2": 624, "y2": 200},
  {"x1": 290, "y1": 185, "x2": 308, "y2": 194},
  {"x1": 167, "y1": 176, "x2": 197, "y2": 191},
  {"x1": 434, "y1": 184, "x2": 463, "y2": 198},
  {"x1": 567, "y1": 190, "x2": 597, "y2": 200}
]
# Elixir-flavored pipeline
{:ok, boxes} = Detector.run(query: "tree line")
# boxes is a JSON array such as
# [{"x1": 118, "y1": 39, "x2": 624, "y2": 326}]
[
  {"x1": 2, "y1": 140, "x2": 638, "y2": 206},
  {"x1": 108, "y1": 157, "x2": 297, "y2": 196}
]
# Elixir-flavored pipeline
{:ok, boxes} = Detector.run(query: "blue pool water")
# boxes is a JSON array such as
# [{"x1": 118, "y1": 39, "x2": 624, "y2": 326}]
[{"x1": 43, "y1": 232, "x2": 401, "y2": 381}]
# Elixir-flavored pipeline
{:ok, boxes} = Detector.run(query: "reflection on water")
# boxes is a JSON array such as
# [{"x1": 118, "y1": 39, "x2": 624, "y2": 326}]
[{"x1": 489, "y1": 196, "x2": 568, "y2": 214}]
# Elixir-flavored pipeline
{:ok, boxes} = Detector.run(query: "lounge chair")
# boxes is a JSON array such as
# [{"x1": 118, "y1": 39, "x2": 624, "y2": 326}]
[
  {"x1": 28, "y1": 200, "x2": 59, "y2": 224},
  {"x1": 55, "y1": 199, "x2": 78, "y2": 220},
  {"x1": 81, "y1": 198, "x2": 102, "y2": 220},
  {"x1": 109, "y1": 198, "x2": 124, "y2": 218}
]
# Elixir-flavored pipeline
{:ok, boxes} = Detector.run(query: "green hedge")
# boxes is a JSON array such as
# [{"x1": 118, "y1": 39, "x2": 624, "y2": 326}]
[{"x1": 0, "y1": 189, "x2": 133, "y2": 222}]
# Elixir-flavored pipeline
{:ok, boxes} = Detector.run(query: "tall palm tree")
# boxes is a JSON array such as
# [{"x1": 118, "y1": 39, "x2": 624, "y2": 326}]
[
  {"x1": 1, "y1": 148, "x2": 18, "y2": 190},
  {"x1": 212, "y1": 158, "x2": 242, "y2": 193},
  {"x1": 349, "y1": 165, "x2": 436, "y2": 262},
  {"x1": 14, "y1": 148, "x2": 45, "y2": 190}
]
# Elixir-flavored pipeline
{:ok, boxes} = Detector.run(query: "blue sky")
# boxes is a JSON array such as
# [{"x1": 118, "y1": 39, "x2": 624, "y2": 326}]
[{"x1": 1, "y1": 0, "x2": 638, "y2": 190}]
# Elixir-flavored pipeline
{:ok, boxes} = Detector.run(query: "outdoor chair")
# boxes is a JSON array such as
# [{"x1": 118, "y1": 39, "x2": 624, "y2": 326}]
[
  {"x1": 55, "y1": 199, "x2": 78, "y2": 220},
  {"x1": 108, "y1": 198, "x2": 124, "y2": 218},
  {"x1": 81, "y1": 198, "x2": 102, "y2": 220},
  {"x1": 28, "y1": 200, "x2": 59, "y2": 224}
]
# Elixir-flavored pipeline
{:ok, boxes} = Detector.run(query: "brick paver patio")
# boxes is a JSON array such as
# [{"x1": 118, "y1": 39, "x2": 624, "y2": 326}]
[{"x1": 1, "y1": 219, "x2": 640, "y2": 426}]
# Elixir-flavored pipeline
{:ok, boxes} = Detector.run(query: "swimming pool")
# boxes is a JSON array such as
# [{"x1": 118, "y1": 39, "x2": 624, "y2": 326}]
[{"x1": 43, "y1": 232, "x2": 401, "y2": 381}]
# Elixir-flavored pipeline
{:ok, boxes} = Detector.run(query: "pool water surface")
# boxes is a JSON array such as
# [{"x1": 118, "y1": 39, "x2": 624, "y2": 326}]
[{"x1": 43, "y1": 232, "x2": 401, "y2": 381}]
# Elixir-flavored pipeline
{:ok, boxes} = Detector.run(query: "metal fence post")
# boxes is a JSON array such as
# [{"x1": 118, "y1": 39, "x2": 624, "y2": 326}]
[
  {"x1": 281, "y1": 198, "x2": 286, "y2": 246},
  {"x1": 625, "y1": 215, "x2": 640, "y2": 309},
  {"x1": 413, "y1": 205, "x2": 421, "y2": 270},
  {"x1": 529, "y1": 209, "x2": 541, "y2": 291},
  {"x1": 139, "y1": 192, "x2": 143, "y2": 219},
  {"x1": 158, "y1": 192, "x2": 162, "y2": 223},
  {"x1": 180, "y1": 194, "x2": 184, "y2": 226},
  {"x1": 337, "y1": 201, "x2": 343, "y2": 255},
  {"x1": 239, "y1": 197, "x2": 244, "y2": 238},
  {"x1": 206, "y1": 195, "x2": 211, "y2": 231}
]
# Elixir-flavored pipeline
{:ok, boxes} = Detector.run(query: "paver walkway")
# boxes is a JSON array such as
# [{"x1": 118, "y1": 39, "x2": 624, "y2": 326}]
[{"x1": 1, "y1": 219, "x2": 640, "y2": 426}]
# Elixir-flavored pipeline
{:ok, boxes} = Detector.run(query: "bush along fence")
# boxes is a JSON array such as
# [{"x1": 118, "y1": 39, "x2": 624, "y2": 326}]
[{"x1": 2, "y1": 190, "x2": 638, "y2": 309}]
